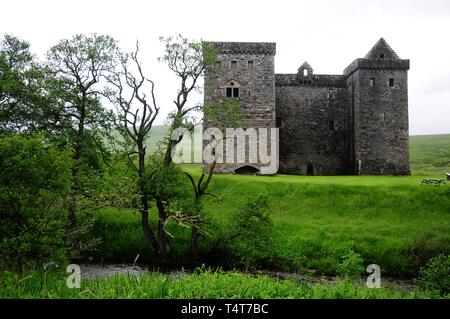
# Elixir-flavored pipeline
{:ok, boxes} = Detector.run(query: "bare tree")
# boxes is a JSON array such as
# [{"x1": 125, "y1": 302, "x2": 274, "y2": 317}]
[
  {"x1": 153, "y1": 35, "x2": 216, "y2": 254},
  {"x1": 184, "y1": 161, "x2": 217, "y2": 254},
  {"x1": 107, "y1": 42, "x2": 160, "y2": 252}
]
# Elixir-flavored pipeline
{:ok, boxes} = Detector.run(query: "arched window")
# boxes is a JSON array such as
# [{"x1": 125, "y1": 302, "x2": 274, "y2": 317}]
[{"x1": 222, "y1": 79, "x2": 242, "y2": 98}]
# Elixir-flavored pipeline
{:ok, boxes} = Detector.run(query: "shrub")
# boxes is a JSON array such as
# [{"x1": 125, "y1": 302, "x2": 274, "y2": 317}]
[
  {"x1": 222, "y1": 195, "x2": 275, "y2": 269},
  {"x1": 336, "y1": 250, "x2": 365, "y2": 279},
  {"x1": 0, "y1": 135, "x2": 71, "y2": 269},
  {"x1": 416, "y1": 254, "x2": 450, "y2": 296}
]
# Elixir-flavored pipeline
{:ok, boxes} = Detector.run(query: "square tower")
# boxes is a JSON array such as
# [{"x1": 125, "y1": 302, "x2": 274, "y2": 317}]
[
  {"x1": 344, "y1": 38, "x2": 410, "y2": 175},
  {"x1": 203, "y1": 42, "x2": 277, "y2": 174}
]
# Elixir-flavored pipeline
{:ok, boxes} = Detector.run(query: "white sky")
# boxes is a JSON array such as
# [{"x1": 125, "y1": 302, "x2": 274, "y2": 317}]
[{"x1": 1, "y1": 0, "x2": 449, "y2": 135}]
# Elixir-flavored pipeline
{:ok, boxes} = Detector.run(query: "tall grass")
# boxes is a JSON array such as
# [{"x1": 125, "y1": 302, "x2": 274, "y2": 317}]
[{"x1": 0, "y1": 269, "x2": 440, "y2": 299}]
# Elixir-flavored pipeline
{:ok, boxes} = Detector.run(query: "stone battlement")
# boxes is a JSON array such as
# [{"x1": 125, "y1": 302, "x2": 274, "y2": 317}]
[
  {"x1": 210, "y1": 42, "x2": 276, "y2": 55},
  {"x1": 344, "y1": 58, "x2": 410, "y2": 76},
  {"x1": 275, "y1": 74, "x2": 347, "y2": 87}
]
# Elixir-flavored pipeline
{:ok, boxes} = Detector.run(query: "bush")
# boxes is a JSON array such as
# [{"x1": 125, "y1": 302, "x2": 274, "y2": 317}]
[
  {"x1": 222, "y1": 195, "x2": 275, "y2": 269},
  {"x1": 416, "y1": 254, "x2": 450, "y2": 296},
  {"x1": 336, "y1": 250, "x2": 365, "y2": 279},
  {"x1": 0, "y1": 135, "x2": 71, "y2": 269}
]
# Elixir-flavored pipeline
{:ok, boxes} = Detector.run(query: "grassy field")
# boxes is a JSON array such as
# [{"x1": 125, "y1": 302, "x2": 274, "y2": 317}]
[
  {"x1": 2, "y1": 133, "x2": 448, "y2": 298},
  {"x1": 94, "y1": 173, "x2": 449, "y2": 277},
  {"x1": 410, "y1": 134, "x2": 450, "y2": 176},
  {"x1": 91, "y1": 133, "x2": 450, "y2": 278},
  {"x1": 0, "y1": 269, "x2": 440, "y2": 299}
]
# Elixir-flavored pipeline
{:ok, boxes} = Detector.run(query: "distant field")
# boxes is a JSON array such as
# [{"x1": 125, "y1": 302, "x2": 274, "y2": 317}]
[{"x1": 409, "y1": 134, "x2": 450, "y2": 176}]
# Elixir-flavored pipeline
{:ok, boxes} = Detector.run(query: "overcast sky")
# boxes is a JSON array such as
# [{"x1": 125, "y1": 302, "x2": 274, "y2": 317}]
[{"x1": 1, "y1": 0, "x2": 449, "y2": 135}]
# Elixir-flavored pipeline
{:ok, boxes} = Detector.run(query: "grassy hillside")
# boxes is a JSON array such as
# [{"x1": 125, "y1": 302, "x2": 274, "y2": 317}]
[{"x1": 409, "y1": 134, "x2": 450, "y2": 176}]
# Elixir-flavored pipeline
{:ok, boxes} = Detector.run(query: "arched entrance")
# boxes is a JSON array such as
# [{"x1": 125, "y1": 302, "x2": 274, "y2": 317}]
[{"x1": 234, "y1": 165, "x2": 260, "y2": 175}]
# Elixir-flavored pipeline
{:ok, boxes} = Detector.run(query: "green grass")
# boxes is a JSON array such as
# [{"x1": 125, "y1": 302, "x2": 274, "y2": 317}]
[
  {"x1": 91, "y1": 133, "x2": 450, "y2": 277},
  {"x1": 410, "y1": 134, "x2": 450, "y2": 176},
  {"x1": 0, "y1": 270, "x2": 441, "y2": 299},
  {"x1": 93, "y1": 172, "x2": 450, "y2": 277},
  {"x1": 4, "y1": 133, "x2": 446, "y2": 298}
]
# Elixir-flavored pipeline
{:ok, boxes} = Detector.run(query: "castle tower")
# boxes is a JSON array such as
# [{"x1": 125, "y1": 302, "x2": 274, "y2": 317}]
[
  {"x1": 203, "y1": 42, "x2": 277, "y2": 174},
  {"x1": 344, "y1": 38, "x2": 410, "y2": 175}
]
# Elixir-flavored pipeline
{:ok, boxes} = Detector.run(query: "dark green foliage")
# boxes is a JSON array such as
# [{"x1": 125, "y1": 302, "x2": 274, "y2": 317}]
[
  {"x1": 0, "y1": 135, "x2": 71, "y2": 269},
  {"x1": 221, "y1": 195, "x2": 275, "y2": 269},
  {"x1": 145, "y1": 152, "x2": 191, "y2": 207},
  {"x1": 0, "y1": 34, "x2": 58, "y2": 135},
  {"x1": 416, "y1": 254, "x2": 450, "y2": 296}
]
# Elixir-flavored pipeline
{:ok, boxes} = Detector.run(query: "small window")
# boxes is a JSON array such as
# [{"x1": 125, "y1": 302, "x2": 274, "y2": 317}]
[
  {"x1": 303, "y1": 69, "x2": 308, "y2": 76},
  {"x1": 276, "y1": 117, "x2": 283, "y2": 128},
  {"x1": 215, "y1": 61, "x2": 221, "y2": 70},
  {"x1": 226, "y1": 87, "x2": 239, "y2": 98},
  {"x1": 248, "y1": 61, "x2": 254, "y2": 69},
  {"x1": 389, "y1": 78, "x2": 395, "y2": 87},
  {"x1": 380, "y1": 53, "x2": 385, "y2": 59},
  {"x1": 370, "y1": 78, "x2": 375, "y2": 87},
  {"x1": 231, "y1": 61, "x2": 237, "y2": 69},
  {"x1": 329, "y1": 120, "x2": 335, "y2": 130}
]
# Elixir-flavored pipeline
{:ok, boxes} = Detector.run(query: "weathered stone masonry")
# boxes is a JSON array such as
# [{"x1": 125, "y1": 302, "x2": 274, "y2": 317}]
[{"x1": 203, "y1": 38, "x2": 410, "y2": 175}]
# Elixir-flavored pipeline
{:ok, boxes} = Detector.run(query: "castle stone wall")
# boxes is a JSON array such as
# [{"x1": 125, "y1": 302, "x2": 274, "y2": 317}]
[
  {"x1": 275, "y1": 74, "x2": 351, "y2": 175},
  {"x1": 202, "y1": 39, "x2": 410, "y2": 176}
]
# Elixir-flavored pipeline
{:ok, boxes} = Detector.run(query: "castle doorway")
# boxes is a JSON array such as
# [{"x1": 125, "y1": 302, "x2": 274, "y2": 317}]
[
  {"x1": 234, "y1": 165, "x2": 260, "y2": 175},
  {"x1": 306, "y1": 164, "x2": 314, "y2": 176}
]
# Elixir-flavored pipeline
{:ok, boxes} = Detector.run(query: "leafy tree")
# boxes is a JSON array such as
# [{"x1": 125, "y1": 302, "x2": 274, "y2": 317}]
[
  {"x1": 0, "y1": 34, "x2": 56, "y2": 134},
  {"x1": 47, "y1": 34, "x2": 120, "y2": 251},
  {"x1": 0, "y1": 135, "x2": 71, "y2": 269}
]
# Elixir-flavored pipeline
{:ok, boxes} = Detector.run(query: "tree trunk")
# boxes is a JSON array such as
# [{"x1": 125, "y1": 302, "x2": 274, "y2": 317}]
[
  {"x1": 156, "y1": 199, "x2": 171, "y2": 254},
  {"x1": 68, "y1": 101, "x2": 85, "y2": 252},
  {"x1": 191, "y1": 226, "x2": 199, "y2": 255},
  {"x1": 138, "y1": 143, "x2": 158, "y2": 252}
]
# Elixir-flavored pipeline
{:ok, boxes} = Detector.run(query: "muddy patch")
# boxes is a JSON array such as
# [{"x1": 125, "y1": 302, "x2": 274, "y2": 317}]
[{"x1": 79, "y1": 264, "x2": 416, "y2": 291}]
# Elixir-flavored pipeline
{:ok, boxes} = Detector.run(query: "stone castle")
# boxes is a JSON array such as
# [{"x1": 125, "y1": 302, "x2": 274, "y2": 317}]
[{"x1": 203, "y1": 38, "x2": 410, "y2": 175}]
